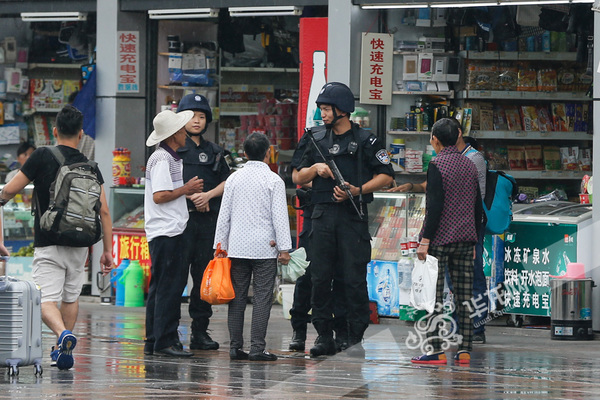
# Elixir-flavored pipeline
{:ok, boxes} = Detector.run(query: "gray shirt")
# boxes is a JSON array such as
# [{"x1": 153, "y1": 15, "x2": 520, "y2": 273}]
[{"x1": 463, "y1": 145, "x2": 486, "y2": 198}]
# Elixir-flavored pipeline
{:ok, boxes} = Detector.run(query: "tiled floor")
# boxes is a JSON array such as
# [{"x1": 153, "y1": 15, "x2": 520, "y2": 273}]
[{"x1": 1, "y1": 300, "x2": 599, "y2": 399}]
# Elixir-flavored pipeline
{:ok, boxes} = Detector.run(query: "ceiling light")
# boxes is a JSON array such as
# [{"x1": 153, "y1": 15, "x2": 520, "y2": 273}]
[
  {"x1": 361, "y1": 4, "x2": 429, "y2": 8},
  {"x1": 228, "y1": 6, "x2": 303, "y2": 17},
  {"x1": 430, "y1": 1, "x2": 499, "y2": 7},
  {"x1": 21, "y1": 12, "x2": 87, "y2": 22},
  {"x1": 148, "y1": 8, "x2": 218, "y2": 20}
]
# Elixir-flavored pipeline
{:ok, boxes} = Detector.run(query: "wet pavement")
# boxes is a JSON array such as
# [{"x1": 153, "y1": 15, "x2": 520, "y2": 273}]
[{"x1": 2, "y1": 299, "x2": 600, "y2": 399}]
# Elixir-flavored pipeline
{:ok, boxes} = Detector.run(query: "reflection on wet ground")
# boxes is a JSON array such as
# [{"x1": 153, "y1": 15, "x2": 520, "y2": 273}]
[{"x1": 1, "y1": 300, "x2": 599, "y2": 399}]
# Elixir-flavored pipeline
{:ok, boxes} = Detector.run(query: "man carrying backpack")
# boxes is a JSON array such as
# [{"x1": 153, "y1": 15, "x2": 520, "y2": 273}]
[{"x1": 0, "y1": 105, "x2": 114, "y2": 370}]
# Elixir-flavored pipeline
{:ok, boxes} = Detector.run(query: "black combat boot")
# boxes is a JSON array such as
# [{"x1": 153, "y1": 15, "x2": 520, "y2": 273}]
[
  {"x1": 345, "y1": 322, "x2": 368, "y2": 358},
  {"x1": 334, "y1": 321, "x2": 348, "y2": 352},
  {"x1": 310, "y1": 320, "x2": 337, "y2": 357},
  {"x1": 310, "y1": 335, "x2": 337, "y2": 357},
  {"x1": 190, "y1": 331, "x2": 219, "y2": 350},
  {"x1": 289, "y1": 329, "x2": 307, "y2": 351}
]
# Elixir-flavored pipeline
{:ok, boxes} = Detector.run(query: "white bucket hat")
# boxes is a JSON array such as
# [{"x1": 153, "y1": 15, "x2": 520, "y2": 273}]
[{"x1": 146, "y1": 110, "x2": 194, "y2": 147}]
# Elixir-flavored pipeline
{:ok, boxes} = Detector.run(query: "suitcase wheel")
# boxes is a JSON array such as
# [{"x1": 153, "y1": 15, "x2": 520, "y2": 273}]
[
  {"x1": 34, "y1": 364, "x2": 43, "y2": 377},
  {"x1": 8, "y1": 365, "x2": 18, "y2": 376}
]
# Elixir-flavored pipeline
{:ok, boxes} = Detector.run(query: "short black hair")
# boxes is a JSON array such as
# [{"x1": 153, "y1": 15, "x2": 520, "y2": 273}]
[
  {"x1": 463, "y1": 135, "x2": 480, "y2": 150},
  {"x1": 55, "y1": 105, "x2": 83, "y2": 138},
  {"x1": 431, "y1": 118, "x2": 459, "y2": 147},
  {"x1": 16, "y1": 142, "x2": 35, "y2": 156},
  {"x1": 243, "y1": 132, "x2": 270, "y2": 161}
]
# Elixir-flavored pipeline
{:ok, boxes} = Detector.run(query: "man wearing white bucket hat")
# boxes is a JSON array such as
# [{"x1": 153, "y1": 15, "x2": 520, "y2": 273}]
[{"x1": 143, "y1": 110, "x2": 204, "y2": 358}]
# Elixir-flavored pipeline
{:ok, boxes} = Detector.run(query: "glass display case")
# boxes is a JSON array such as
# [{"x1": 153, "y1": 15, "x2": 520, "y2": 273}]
[
  {"x1": 368, "y1": 192, "x2": 426, "y2": 261},
  {"x1": 110, "y1": 187, "x2": 145, "y2": 233},
  {"x1": 0, "y1": 184, "x2": 34, "y2": 254},
  {"x1": 367, "y1": 192, "x2": 426, "y2": 320}
]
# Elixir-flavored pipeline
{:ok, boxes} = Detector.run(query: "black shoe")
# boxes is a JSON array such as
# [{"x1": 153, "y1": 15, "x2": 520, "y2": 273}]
[
  {"x1": 472, "y1": 333, "x2": 486, "y2": 344},
  {"x1": 288, "y1": 330, "x2": 306, "y2": 352},
  {"x1": 345, "y1": 342, "x2": 365, "y2": 358},
  {"x1": 249, "y1": 350, "x2": 278, "y2": 361},
  {"x1": 190, "y1": 331, "x2": 219, "y2": 350},
  {"x1": 144, "y1": 342, "x2": 154, "y2": 355},
  {"x1": 310, "y1": 336, "x2": 337, "y2": 357},
  {"x1": 335, "y1": 336, "x2": 349, "y2": 352},
  {"x1": 230, "y1": 348, "x2": 249, "y2": 360},
  {"x1": 155, "y1": 345, "x2": 193, "y2": 357}
]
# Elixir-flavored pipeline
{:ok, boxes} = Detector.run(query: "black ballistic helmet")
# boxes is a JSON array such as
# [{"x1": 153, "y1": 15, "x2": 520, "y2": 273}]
[
  {"x1": 316, "y1": 82, "x2": 355, "y2": 114},
  {"x1": 177, "y1": 94, "x2": 213, "y2": 123}
]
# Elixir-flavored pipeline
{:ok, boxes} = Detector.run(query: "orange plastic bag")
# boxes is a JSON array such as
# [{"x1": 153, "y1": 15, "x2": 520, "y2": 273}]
[{"x1": 200, "y1": 243, "x2": 235, "y2": 305}]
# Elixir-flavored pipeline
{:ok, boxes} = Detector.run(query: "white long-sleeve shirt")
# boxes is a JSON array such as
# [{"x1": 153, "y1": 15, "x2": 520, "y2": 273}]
[{"x1": 214, "y1": 160, "x2": 292, "y2": 259}]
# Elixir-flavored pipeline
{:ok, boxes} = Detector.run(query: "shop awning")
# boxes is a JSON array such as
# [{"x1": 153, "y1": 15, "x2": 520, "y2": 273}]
[
  {"x1": 121, "y1": 0, "x2": 326, "y2": 11},
  {"x1": 0, "y1": 0, "x2": 96, "y2": 14}
]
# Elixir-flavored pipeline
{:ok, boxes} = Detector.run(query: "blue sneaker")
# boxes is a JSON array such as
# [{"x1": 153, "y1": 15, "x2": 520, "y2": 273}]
[{"x1": 56, "y1": 330, "x2": 77, "y2": 370}]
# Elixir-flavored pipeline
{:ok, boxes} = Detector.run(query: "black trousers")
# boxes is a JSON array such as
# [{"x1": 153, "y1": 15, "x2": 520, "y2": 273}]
[
  {"x1": 310, "y1": 203, "x2": 371, "y2": 332},
  {"x1": 290, "y1": 216, "x2": 347, "y2": 332},
  {"x1": 145, "y1": 234, "x2": 189, "y2": 351},
  {"x1": 182, "y1": 211, "x2": 218, "y2": 333}
]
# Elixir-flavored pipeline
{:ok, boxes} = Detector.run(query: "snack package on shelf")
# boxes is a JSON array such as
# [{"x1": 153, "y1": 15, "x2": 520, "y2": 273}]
[
  {"x1": 557, "y1": 68, "x2": 576, "y2": 92},
  {"x1": 505, "y1": 107, "x2": 523, "y2": 131},
  {"x1": 551, "y1": 103, "x2": 568, "y2": 131},
  {"x1": 559, "y1": 146, "x2": 579, "y2": 170},
  {"x1": 465, "y1": 61, "x2": 497, "y2": 90},
  {"x1": 508, "y1": 145, "x2": 527, "y2": 170},
  {"x1": 480, "y1": 107, "x2": 494, "y2": 131},
  {"x1": 524, "y1": 145, "x2": 544, "y2": 170},
  {"x1": 543, "y1": 146, "x2": 562, "y2": 170},
  {"x1": 578, "y1": 148, "x2": 591, "y2": 171},
  {"x1": 537, "y1": 69, "x2": 557, "y2": 92},
  {"x1": 536, "y1": 105, "x2": 554, "y2": 131},
  {"x1": 462, "y1": 108, "x2": 472, "y2": 136},
  {"x1": 485, "y1": 145, "x2": 509, "y2": 170},
  {"x1": 464, "y1": 102, "x2": 481, "y2": 130},
  {"x1": 565, "y1": 102, "x2": 576, "y2": 132},
  {"x1": 520, "y1": 106, "x2": 539, "y2": 131},
  {"x1": 493, "y1": 106, "x2": 508, "y2": 131},
  {"x1": 497, "y1": 63, "x2": 518, "y2": 91},
  {"x1": 517, "y1": 66, "x2": 537, "y2": 92},
  {"x1": 574, "y1": 103, "x2": 585, "y2": 132}
]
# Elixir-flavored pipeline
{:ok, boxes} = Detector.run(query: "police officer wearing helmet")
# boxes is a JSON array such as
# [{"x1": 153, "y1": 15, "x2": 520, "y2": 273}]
[
  {"x1": 177, "y1": 94, "x2": 230, "y2": 350},
  {"x1": 295, "y1": 82, "x2": 394, "y2": 357}
]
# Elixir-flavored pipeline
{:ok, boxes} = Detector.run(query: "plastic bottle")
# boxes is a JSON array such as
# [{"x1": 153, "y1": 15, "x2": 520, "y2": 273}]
[
  {"x1": 398, "y1": 257, "x2": 413, "y2": 290},
  {"x1": 110, "y1": 258, "x2": 130, "y2": 307},
  {"x1": 542, "y1": 31, "x2": 551, "y2": 53},
  {"x1": 120, "y1": 260, "x2": 145, "y2": 307},
  {"x1": 305, "y1": 51, "x2": 327, "y2": 129},
  {"x1": 112, "y1": 148, "x2": 131, "y2": 186}
]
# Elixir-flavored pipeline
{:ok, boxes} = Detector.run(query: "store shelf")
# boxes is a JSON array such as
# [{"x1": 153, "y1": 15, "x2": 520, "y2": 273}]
[
  {"x1": 393, "y1": 90, "x2": 454, "y2": 98},
  {"x1": 221, "y1": 66, "x2": 299, "y2": 73},
  {"x1": 470, "y1": 130, "x2": 592, "y2": 141},
  {"x1": 158, "y1": 85, "x2": 217, "y2": 91},
  {"x1": 111, "y1": 186, "x2": 145, "y2": 195},
  {"x1": 220, "y1": 111, "x2": 258, "y2": 116},
  {"x1": 393, "y1": 51, "x2": 454, "y2": 56},
  {"x1": 28, "y1": 63, "x2": 84, "y2": 69},
  {"x1": 387, "y1": 130, "x2": 430, "y2": 136},
  {"x1": 507, "y1": 170, "x2": 587, "y2": 180},
  {"x1": 459, "y1": 51, "x2": 578, "y2": 61},
  {"x1": 456, "y1": 90, "x2": 590, "y2": 101}
]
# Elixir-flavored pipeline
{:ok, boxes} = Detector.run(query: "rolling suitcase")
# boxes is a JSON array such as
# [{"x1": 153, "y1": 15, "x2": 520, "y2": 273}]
[{"x1": 0, "y1": 257, "x2": 43, "y2": 376}]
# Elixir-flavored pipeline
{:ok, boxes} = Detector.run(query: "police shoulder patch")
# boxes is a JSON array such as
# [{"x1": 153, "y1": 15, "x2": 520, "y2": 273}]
[{"x1": 376, "y1": 149, "x2": 390, "y2": 165}]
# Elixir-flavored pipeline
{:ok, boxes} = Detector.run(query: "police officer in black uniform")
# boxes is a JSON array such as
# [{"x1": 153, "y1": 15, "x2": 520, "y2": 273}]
[
  {"x1": 296, "y1": 82, "x2": 394, "y2": 357},
  {"x1": 288, "y1": 133, "x2": 347, "y2": 353},
  {"x1": 177, "y1": 94, "x2": 230, "y2": 350}
]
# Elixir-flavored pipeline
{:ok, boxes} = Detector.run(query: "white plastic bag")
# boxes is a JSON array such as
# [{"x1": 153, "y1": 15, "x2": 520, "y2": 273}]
[
  {"x1": 409, "y1": 255, "x2": 439, "y2": 313},
  {"x1": 280, "y1": 247, "x2": 309, "y2": 282}
]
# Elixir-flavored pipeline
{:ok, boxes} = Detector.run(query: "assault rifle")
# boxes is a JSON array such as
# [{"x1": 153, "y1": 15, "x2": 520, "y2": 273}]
[{"x1": 305, "y1": 128, "x2": 363, "y2": 219}]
